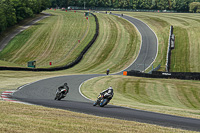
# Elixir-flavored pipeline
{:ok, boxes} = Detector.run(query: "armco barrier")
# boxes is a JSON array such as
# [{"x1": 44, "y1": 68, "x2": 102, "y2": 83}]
[
  {"x1": 152, "y1": 71, "x2": 200, "y2": 80},
  {"x1": 166, "y1": 25, "x2": 175, "y2": 72},
  {"x1": 126, "y1": 70, "x2": 200, "y2": 80},
  {"x1": 166, "y1": 26, "x2": 173, "y2": 72},
  {"x1": 0, "y1": 13, "x2": 99, "y2": 71},
  {"x1": 149, "y1": 64, "x2": 161, "y2": 74}
]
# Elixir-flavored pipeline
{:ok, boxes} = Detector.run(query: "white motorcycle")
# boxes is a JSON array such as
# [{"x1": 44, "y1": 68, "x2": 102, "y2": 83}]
[{"x1": 54, "y1": 89, "x2": 68, "y2": 100}]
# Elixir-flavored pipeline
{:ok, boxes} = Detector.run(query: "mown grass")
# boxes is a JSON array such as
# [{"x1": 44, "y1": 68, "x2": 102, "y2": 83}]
[
  {"x1": 81, "y1": 75, "x2": 200, "y2": 119},
  {"x1": 0, "y1": 14, "x2": 45, "y2": 43},
  {"x1": 0, "y1": 101, "x2": 197, "y2": 133},
  {"x1": 171, "y1": 27, "x2": 190, "y2": 72},
  {"x1": 0, "y1": 11, "x2": 199, "y2": 132},
  {"x1": 0, "y1": 10, "x2": 96, "y2": 68},
  {"x1": 0, "y1": 12, "x2": 141, "y2": 91},
  {"x1": 66, "y1": 13, "x2": 140, "y2": 74},
  {"x1": 114, "y1": 12, "x2": 200, "y2": 72}
]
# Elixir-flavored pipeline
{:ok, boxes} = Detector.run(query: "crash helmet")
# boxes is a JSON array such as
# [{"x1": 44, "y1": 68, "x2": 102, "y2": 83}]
[
  {"x1": 108, "y1": 86, "x2": 112, "y2": 89},
  {"x1": 64, "y1": 83, "x2": 68, "y2": 86}
]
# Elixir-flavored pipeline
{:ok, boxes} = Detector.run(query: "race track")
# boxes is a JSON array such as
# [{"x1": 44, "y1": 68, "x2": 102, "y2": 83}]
[{"x1": 12, "y1": 13, "x2": 200, "y2": 131}]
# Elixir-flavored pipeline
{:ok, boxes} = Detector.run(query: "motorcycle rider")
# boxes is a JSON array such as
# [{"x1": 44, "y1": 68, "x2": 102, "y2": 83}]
[
  {"x1": 55, "y1": 83, "x2": 69, "y2": 100},
  {"x1": 106, "y1": 69, "x2": 110, "y2": 75},
  {"x1": 58, "y1": 83, "x2": 69, "y2": 92},
  {"x1": 101, "y1": 86, "x2": 114, "y2": 101}
]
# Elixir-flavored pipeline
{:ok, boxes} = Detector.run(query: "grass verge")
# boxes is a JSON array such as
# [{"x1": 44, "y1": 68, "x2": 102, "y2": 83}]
[
  {"x1": 0, "y1": 10, "x2": 96, "y2": 68},
  {"x1": 113, "y1": 11, "x2": 200, "y2": 72},
  {"x1": 66, "y1": 13, "x2": 140, "y2": 74},
  {"x1": 81, "y1": 75, "x2": 200, "y2": 119},
  {"x1": 1, "y1": 11, "x2": 199, "y2": 132},
  {"x1": 0, "y1": 101, "x2": 197, "y2": 133}
]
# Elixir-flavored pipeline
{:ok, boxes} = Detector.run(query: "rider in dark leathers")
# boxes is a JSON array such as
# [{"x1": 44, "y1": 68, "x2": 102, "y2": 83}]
[
  {"x1": 55, "y1": 83, "x2": 69, "y2": 100},
  {"x1": 58, "y1": 83, "x2": 69, "y2": 92},
  {"x1": 101, "y1": 86, "x2": 114, "y2": 101}
]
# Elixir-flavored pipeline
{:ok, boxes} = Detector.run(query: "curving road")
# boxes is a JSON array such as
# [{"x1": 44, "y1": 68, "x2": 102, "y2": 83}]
[
  {"x1": 113, "y1": 13, "x2": 158, "y2": 72},
  {"x1": 12, "y1": 13, "x2": 200, "y2": 132}
]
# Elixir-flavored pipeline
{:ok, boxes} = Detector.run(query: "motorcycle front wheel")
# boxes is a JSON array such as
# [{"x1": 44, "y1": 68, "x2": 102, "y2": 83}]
[
  {"x1": 93, "y1": 101, "x2": 98, "y2": 106},
  {"x1": 57, "y1": 93, "x2": 63, "y2": 100},
  {"x1": 100, "y1": 99, "x2": 108, "y2": 107}
]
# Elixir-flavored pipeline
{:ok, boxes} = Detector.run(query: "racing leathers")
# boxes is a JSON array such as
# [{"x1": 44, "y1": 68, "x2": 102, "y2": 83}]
[
  {"x1": 101, "y1": 86, "x2": 114, "y2": 100},
  {"x1": 56, "y1": 83, "x2": 69, "y2": 94}
]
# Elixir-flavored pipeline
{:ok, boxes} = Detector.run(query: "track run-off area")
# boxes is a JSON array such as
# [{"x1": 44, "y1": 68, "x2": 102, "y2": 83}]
[{"x1": 3, "y1": 12, "x2": 200, "y2": 132}]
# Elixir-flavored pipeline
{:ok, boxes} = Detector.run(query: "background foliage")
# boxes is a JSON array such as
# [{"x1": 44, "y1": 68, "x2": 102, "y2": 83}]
[
  {"x1": 51, "y1": 0, "x2": 200, "y2": 12},
  {"x1": 189, "y1": 2, "x2": 200, "y2": 12},
  {"x1": 0, "y1": 0, "x2": 51, "y2": 34},
  {"x1": 1, "y1": 0, "x2": 199, "y2": 34}
]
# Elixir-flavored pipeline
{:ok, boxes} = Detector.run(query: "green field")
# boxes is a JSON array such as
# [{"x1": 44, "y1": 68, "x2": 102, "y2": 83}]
[
  {"x1": 0, "y1": 10, "x2": 96, "y2": 68},
  {"x1": 0, "y1": 10, "x2": 200, "y2": 132},
  {"x1": 1, "y1": 101, "x2": 196, "y2": 133},
  {"x1": 81, "y1": 75, "x2": 200, "y2": 119},
  {"x1": 114, "y1": 11, "x2": 200, "y2": 72},
  {"x1": 66, "y1": 12, "x2": 140, "y2": 74}
]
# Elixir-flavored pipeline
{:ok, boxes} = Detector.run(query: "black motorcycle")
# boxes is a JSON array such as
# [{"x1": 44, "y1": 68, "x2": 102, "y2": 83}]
[
  {"x1": 93, "y1": 93, "x2": 112, "y2": 107},
  {"x1": 54, "y1": 89, "x2": 68, "y2": 100}
]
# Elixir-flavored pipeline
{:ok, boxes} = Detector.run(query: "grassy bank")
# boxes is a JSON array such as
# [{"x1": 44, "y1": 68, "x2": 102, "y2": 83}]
[
  {"x1": 0, "y1": 10, "x2": 96, "y2": 68},
  {"x1": 0, "y1": 11, "x2": 199, "y2": 132},
  {"x1": 0, "y1": 14, "x2": 45, "y2": 43},
  {"x1": 81, "y1": 75, "x2": 200, "y2": 119},
  {"x1": 66, "y1": 12, "x2": 140, "y2": 74},
  {"x1": 0, "y1": 101, "x2": 196, "y2": 133},
  {"x1": 0, "y1": 12, "x2": 141, "y2": 92},
  {"x1": 114, "y1": 12, "x2": 200, "y2": 72}
]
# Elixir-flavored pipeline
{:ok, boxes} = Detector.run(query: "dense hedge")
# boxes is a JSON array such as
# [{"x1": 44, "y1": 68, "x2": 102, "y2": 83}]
[
  {"x1": 0, "y1": 0, "x2": 51, "y2": 34},
  {"x1": 51, "y1": 0, "x2": 200, "y2": 12},
  {"x1": 189, "y1": 2, "x2": 200, "y2": 13},
  {"x1": 0, "y1": 13, "x2": 99, "y2": 72}
]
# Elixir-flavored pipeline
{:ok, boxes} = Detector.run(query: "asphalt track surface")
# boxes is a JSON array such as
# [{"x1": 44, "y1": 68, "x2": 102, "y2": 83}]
[{"x1": 12, "y1": 13, "x2": 200, "y2": 131}]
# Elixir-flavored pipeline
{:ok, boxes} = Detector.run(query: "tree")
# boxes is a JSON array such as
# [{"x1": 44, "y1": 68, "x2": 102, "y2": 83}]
[
  {"x1": 189, "y1": 2, "x2": 200, "y2": 12},
  {"x1": 48, "y1": 0, "x2": 199, "y2": 12},
  {"x1": 170, "y1": 0, "x2": 177, "y2": 10},
  {"x1": 41, "y1": 0, "x2": 51, "y2": 10},
  {"x1": 0, "y1": 3, "x2": 7, "y2": 33},
  {"x1": 105, "y1": 0, "x2": 113, "y2": 7},
  {"x1": 2, "y1": 0, "x2": 17, "y2": 27},
  {"x1": 122, "y1": 0, "x2": 129, "y2": 8},
  {"x1": 0, "y1": 0, "x2": 51, "y2": 34},
  {"x1": 175, "y1": 0, "x2": 193, "y2": 12},
  {"x1": 157, "y1": 0, "x2": 169, "y2": 10},
  {"x1": 132, "y1": 0, "x2": 139, "y2": 9}
]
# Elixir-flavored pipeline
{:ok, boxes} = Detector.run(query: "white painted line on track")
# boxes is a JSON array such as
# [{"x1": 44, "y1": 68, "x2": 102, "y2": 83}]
[
  {"x1": 79, "y1": 13, "x2": 159, "y2": 100},
  {"x1": 8, "y1": 13, "x2": 158, "y2": 109},
  {"x1": 112, "y1": 14, "x2": 143, "y2": 74},
  {"x1": 1, "y1": 90, "x2": 33, "y2": 105},
  {"x1": 125, "y1": 14, "x2": 159, "y2": 71},
  {"x1": 112, "y1": 14, "x2": 158, "y2": 74},
  {"x1": 78, "y1": 75, "x2": 106, "y2": 102}
]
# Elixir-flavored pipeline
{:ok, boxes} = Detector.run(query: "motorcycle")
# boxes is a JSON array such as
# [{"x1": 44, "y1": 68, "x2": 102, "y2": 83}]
[
  {"x1": 93, "y1": 93, "x2": 112, "y2": 107},
  {"x1": 54, "y1": 89, "x2": 68, "y2": 100}
]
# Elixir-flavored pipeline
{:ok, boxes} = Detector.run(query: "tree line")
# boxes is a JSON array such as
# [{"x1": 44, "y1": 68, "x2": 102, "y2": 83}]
[
  {"x1": 0, "y1": 0, "x2": 51, "y2": 34},
  {"x1": 51, "y1": 0, "x2": 200, "y2": 12},
  {"x1": 190, "y1": 2, "x2": 200, "y2": 12},
  {"x1": 1, "y1": 0, "x2": 199, "y2": 34}
]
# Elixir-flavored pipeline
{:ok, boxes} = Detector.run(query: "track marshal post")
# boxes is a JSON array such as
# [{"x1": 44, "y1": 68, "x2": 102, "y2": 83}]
[{"x1": 27, "y1": 61, "x2": 36, "y2": 68}]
